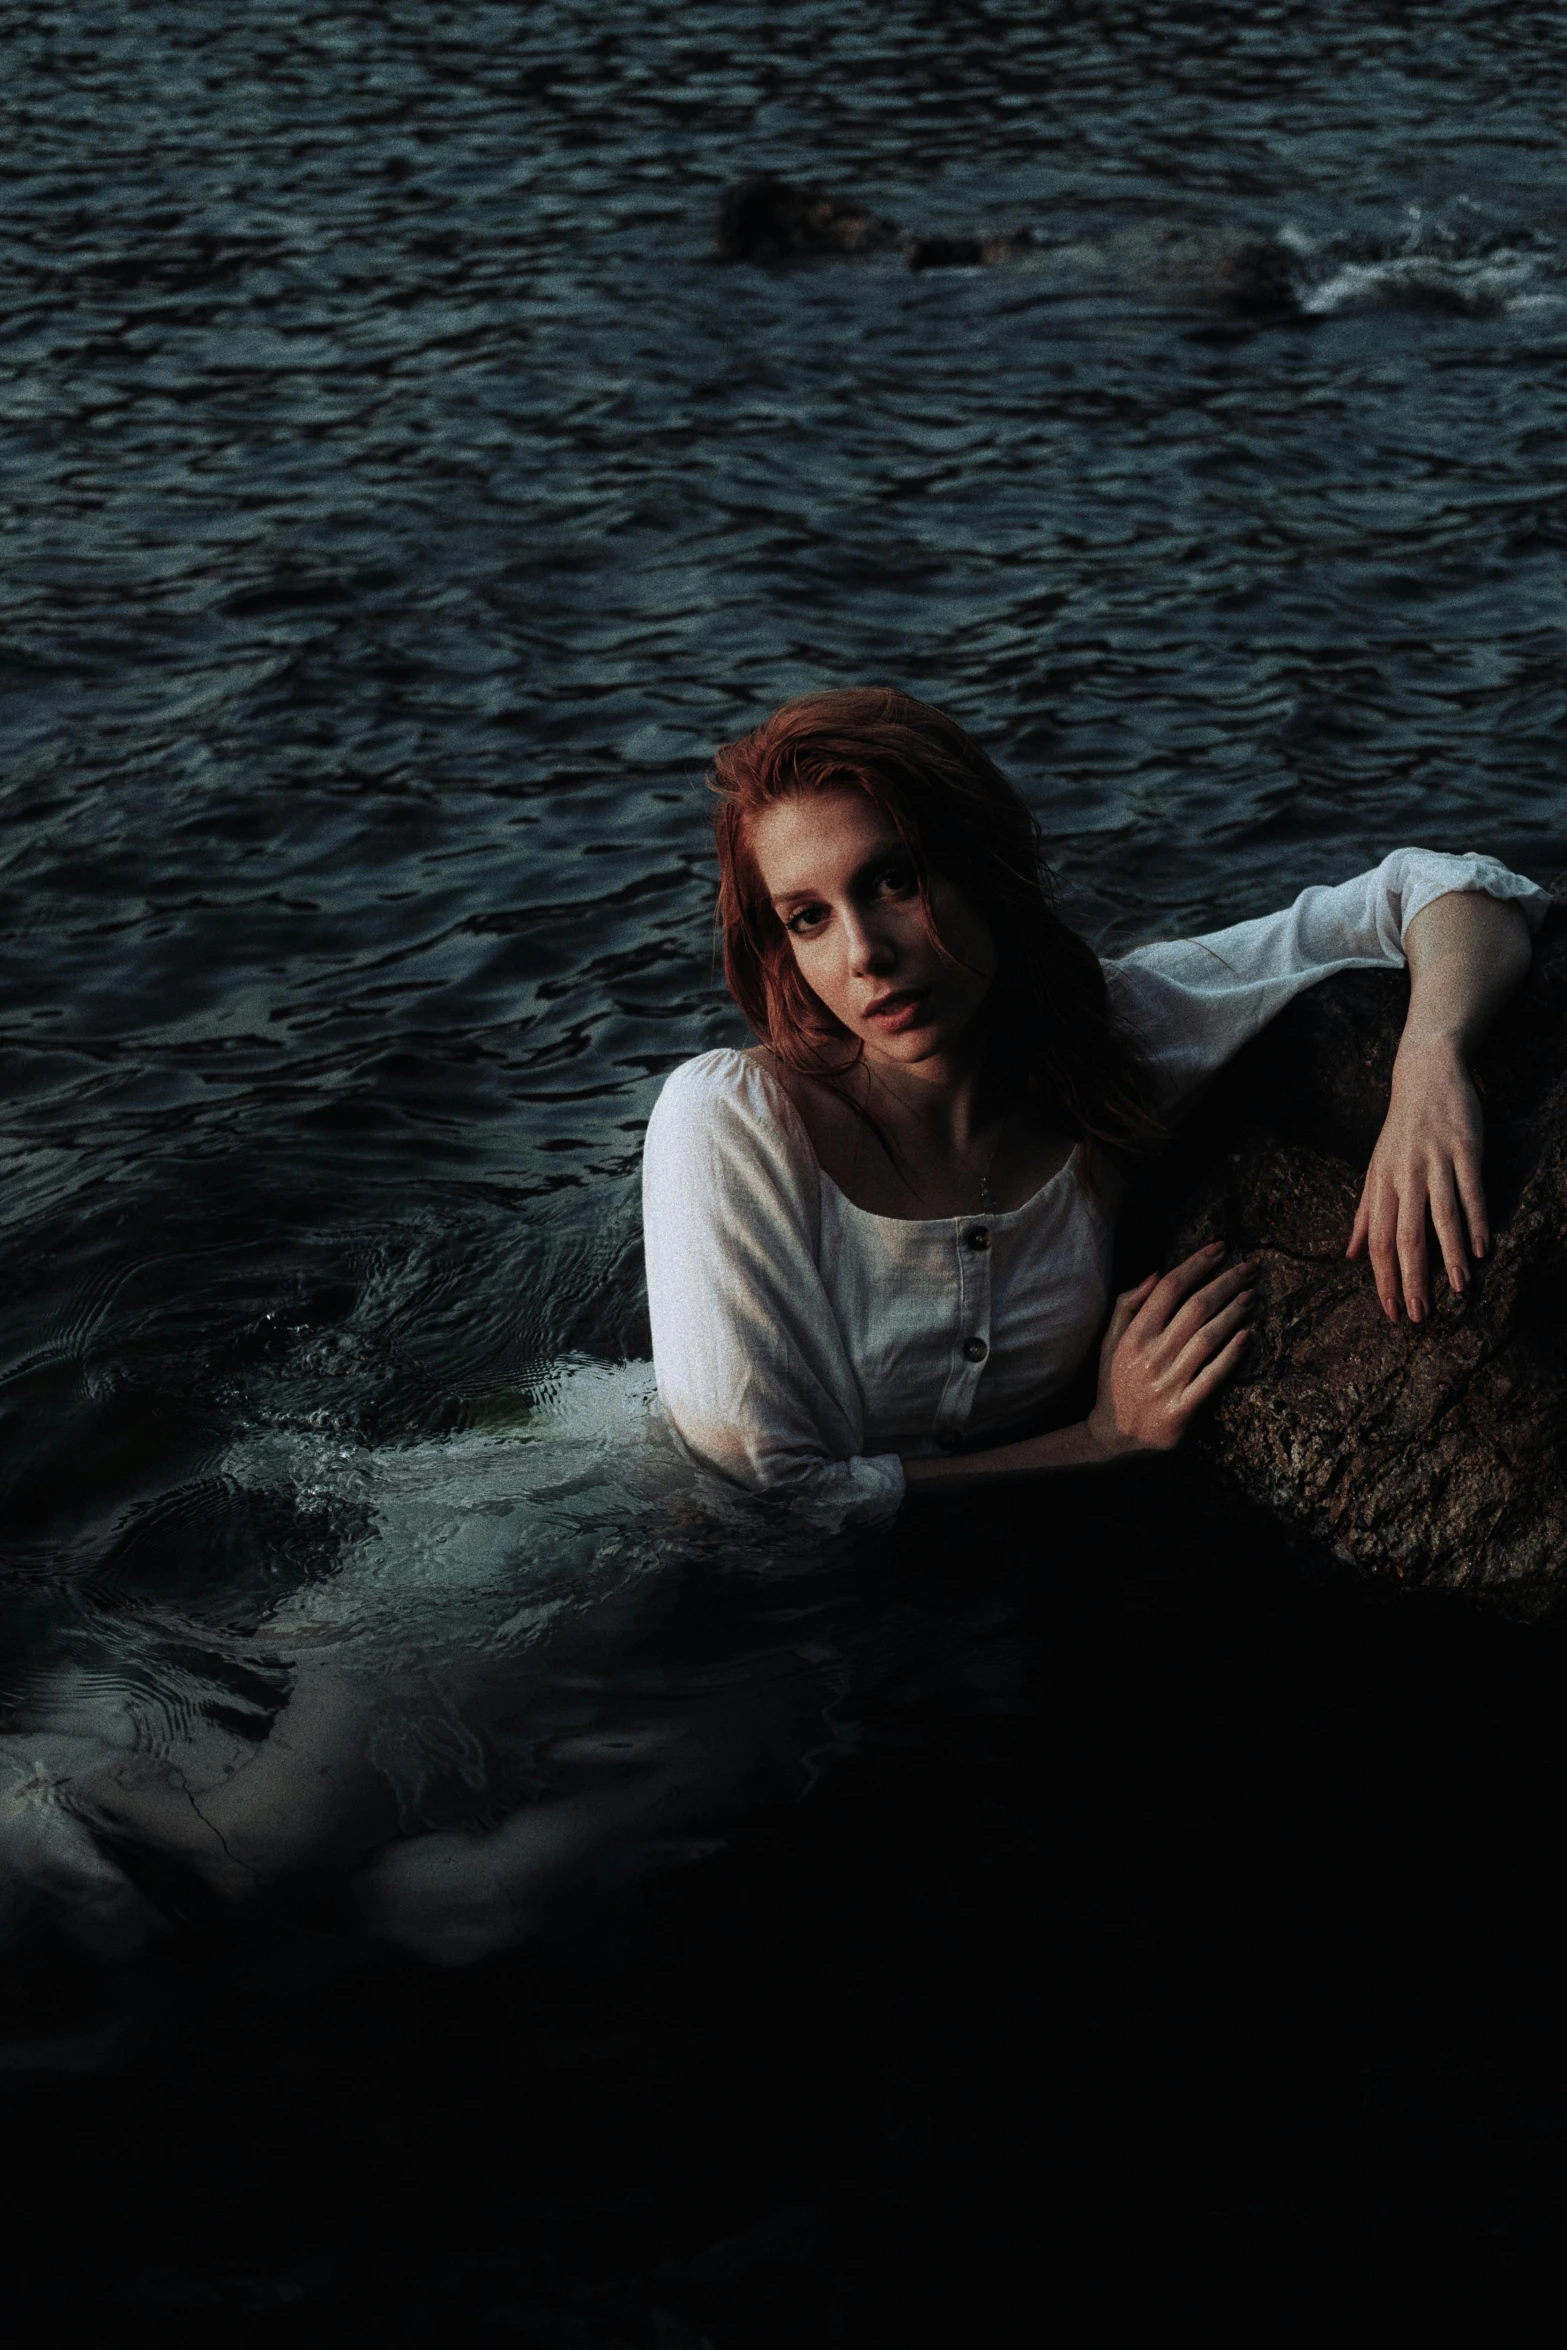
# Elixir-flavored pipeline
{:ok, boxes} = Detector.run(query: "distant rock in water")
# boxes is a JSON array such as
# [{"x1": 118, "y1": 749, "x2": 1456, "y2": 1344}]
[
  {"x1": 713, "y1": 175, "x2": 901, "y2": 261},
  {"x1": 1144, "y1": 879, "x2": 1567, "y2": 1620},
  {"x1": 904, "y1": 229, "x2": 1034, "y2": 272},
  {"x1": 1079, "y1": 223, "x2": 1301, "y2": 318},
  {"x1": 713, "y1": 177, "x2": 1300, "y2": 317},
  {"x1": 1211, "y1": 237, "x2": 1301, "y2": 319}
]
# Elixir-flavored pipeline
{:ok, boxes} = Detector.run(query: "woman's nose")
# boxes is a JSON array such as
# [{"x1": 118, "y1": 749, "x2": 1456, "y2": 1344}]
[{"x1": 844, "y1": 910, "x2": 896, "y2": 974}]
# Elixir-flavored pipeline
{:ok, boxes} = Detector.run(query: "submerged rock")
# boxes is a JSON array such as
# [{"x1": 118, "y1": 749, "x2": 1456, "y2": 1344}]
[
  {"x1": 713, "y1": 175, "x2": 901, "y2": 262},
  {"x1": 1211, "y1": 236, "x2": 1301, "y2": 319},
  {"x1": 904, "y1": 229, "x2": 1034, "y2": 272},
  {"x1": 1146, "y1": 880, "x2": 1567, "y2": 1619},
  {"x1": 713, "y1": 177, "x2": 1300, "y2": 315},
  {"x1": 1083, "y1": 223, "x2": 1300, "y2": 317}
]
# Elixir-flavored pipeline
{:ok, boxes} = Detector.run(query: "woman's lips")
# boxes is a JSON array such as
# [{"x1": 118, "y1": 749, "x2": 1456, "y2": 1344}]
[{"x1": 862, "y1": 986, "x2": 932, "y2": 1034}]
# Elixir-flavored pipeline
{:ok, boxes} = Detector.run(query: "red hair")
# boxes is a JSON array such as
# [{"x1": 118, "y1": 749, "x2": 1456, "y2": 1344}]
[{"x1": 709, "y1": 687, "x2": 1162, "y2": 1156}]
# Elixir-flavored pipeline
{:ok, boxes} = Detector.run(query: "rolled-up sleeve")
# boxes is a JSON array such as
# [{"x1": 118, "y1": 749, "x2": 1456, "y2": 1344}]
[
  {"x1": 1105, "y1": 848, "x2": 1551, "y2": 1113},
  {"x1": 642, "y1": 1050, "x2": 905, "y2": 1525}
]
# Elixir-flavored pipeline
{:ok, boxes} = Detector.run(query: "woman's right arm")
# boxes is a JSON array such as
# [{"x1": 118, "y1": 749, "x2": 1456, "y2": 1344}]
[
  {"x1": 902, "y1": 1243, "x2": 1255, "y2": 1492},
  {"x1": 646, "y1": 1056, "x2": 1252, "y2": 1512},
  {"x1": 643, "y1": 1052, "x2": 906, "y2": 1524}
]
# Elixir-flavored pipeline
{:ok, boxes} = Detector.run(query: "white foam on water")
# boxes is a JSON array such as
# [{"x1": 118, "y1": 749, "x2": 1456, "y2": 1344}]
[
  {"x1": 1300, "y1": 253, "x2": 1543, "y2": 317},
  {"x1": 216, "y1": 1356, "x2": 681, "y2": 1655}
]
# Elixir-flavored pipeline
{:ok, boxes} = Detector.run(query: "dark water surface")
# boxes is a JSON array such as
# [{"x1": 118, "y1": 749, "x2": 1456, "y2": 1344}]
[{"x1": 6, "y1": 1, "x2": 1567, "y2": 2333}]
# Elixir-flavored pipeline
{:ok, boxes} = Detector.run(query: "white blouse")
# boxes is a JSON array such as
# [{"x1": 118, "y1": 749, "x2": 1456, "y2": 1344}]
[{"x1": 642, "y1": 849, "x2": 1550, "y2": 1525}]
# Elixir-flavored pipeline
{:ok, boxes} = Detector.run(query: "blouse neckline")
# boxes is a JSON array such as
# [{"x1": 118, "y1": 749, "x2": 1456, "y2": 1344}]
[
  {"x1": 733, "y1": 1046, "x2": 1084, "y2": 1230},
  {"x1": 818, "y1": 1146, "x2": 1084, "y2": 1230}
]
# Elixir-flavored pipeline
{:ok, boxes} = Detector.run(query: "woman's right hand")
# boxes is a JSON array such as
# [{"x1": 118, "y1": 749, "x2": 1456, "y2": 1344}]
[{"x1": 1086, "y1": 1243, "x2": 1256, "y2": 1460}]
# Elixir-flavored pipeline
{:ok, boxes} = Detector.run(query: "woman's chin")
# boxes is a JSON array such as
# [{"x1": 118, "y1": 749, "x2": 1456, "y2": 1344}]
[{"x1": 860, "y1": 1021, "x2": 965, "y2": 1068}]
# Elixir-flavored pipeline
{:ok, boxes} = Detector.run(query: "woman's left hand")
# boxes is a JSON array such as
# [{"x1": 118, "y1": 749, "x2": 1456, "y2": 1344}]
[{"x1": 1346, "y1": 1034, "x2": 1487, "y2": 1322}]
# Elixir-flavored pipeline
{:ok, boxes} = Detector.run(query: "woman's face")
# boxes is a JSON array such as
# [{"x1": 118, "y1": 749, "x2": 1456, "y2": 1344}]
[{"x1": 747, "y1": 785, "x2": 998, "y2": 1070}]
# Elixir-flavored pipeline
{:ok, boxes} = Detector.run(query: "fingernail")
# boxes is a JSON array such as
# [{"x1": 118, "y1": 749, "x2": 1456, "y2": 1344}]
[
  {"x1": 1410, "y1": 1300, "x2": 1424, "y2": 1324},
  {"x1": 1204, "y1": 1241, "x2": 1224, "y2": 1254}
]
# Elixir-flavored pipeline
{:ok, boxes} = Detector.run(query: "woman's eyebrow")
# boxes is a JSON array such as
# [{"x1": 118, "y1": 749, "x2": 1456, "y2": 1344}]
[{"x1": 771, "y1": 851, "x2": 907, "y2": 909}]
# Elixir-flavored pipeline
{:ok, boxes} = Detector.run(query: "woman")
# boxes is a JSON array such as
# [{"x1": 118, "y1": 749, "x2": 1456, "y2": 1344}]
[
  {"x1": 644, "y1": 688, "x2": 1549, "y2": 1521},
  {"x1": 5, "y1": 691, "x2": 1545, "y2": 1966}
]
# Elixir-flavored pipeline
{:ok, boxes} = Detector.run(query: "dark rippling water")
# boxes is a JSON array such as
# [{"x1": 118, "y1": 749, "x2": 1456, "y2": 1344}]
[{"x1": 6, "y1": 2, "x2": 1567, "y2": 2331}]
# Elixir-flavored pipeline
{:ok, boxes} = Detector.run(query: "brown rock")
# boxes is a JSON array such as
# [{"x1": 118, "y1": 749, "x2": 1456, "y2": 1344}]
[{"x1": 1142, "y1": 878, "x2": 1567, "y2": 1618}]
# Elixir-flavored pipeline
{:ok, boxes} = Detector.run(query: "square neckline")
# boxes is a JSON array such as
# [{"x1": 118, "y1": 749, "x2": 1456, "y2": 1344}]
[
  {"x1": 740, "y1": 1046, "x2": 1085, "y2": 1229},
  {"x1": 817, "y1": 1145, "x2": 1085, "y2": 1230}
]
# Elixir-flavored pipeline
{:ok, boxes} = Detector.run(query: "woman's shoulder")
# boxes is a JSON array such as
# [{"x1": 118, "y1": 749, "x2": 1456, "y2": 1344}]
[
  {"x1": 652, "y1": 1045, "x2": 788, "y2": 1119},
  {"x1": 646, "y1": 1046, "x2": 814, "y2": 1175}
]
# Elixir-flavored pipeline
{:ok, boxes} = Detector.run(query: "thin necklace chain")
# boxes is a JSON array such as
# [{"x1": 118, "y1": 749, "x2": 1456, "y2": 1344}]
[
  {"x1": 977, "y1": 1109, "x2": 1007, "y2": 1215},
  {"x1": 860, "y1": 1064, "x2": 1008, "y2": 1214}
]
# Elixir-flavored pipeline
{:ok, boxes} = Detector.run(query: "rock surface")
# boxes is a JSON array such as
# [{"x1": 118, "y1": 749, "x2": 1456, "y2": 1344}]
[{"x1": 1144, "y1": 879, "x2": 1567, "y2": 1619}]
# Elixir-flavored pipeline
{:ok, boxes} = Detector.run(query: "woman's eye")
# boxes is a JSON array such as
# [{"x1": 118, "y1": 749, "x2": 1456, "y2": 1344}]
[
  {"x1": 877, "y1": 865, "x2": 918, "y2": 900},
  {"x1": 785, "y1": 905, "x2": 828, "y2": 936}
]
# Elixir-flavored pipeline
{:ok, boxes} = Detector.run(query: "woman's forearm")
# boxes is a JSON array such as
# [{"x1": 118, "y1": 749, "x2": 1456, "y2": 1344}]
[
  {"x1": 899, "y1": 1248, "x2": 1256, "y2": 1495},
  {"x1": 901, "y1": 1418, "x2": 1118, "y2": 1492},
  {"x1": 1351, "y1": 887, "x2": 1534, "y2": 1318},
  {"x1": 1401, "y1": 890, "x2": 1533, "y2": 1057}
]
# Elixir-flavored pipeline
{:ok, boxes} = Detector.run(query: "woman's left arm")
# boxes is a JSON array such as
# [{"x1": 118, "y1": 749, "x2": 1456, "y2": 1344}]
[{"x1": 1347, "y1": 890, "x2": 1534, "y2": 1321}]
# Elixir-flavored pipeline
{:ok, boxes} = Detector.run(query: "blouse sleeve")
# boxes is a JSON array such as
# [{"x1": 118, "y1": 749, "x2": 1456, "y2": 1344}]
[
  {"x1": 1103, "y1": 847, "x2": 1551, "y2": 1114},
  {"x1": 641, "y1": 1049, "x2": 906, "y2": 1525}
]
